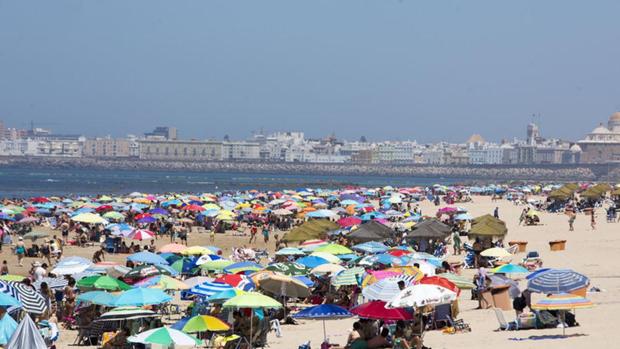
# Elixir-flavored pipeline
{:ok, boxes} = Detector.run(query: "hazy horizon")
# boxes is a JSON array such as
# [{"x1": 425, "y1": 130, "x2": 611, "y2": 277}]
[{"x1": 2, "y1": 1, "x2": 620, "y2": 143}]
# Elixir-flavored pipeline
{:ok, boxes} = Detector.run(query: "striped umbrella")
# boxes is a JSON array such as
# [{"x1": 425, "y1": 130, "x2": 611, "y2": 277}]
[
  {"x1": 223, "y1": 261, "x2": 263, "y2": 274},
  {"x1": 130, "y1": 229, "x2": 155, "y2": 241},
  {"x1": 527, "y1": 269, "x2": 589, "y2": 294},
  {"x1": 293, "y1": 304, "x2": 352, "y2": 342},
  {"x1": 362, "y1": 276, "x2": 416, "y2": 302},
  {"x1": 264, "y1": 263, "x2": 311, "y2": 276},
  {"x1": 0, "y1": 281, "x2": 47, "y2": 314},
  {"x1": 532, "y1": 293, "x2": 594, "y2": 335},
  {"x1": 96, "y1": 307, "x2": 158, "y2": 322},
  {"x1": 331, "y1": 267, "x2": 365, "y2": 287},
  {"x1": 189, "y1": 281, "x2": 233, "y2": 298},
  {"x1": 128, "y1": 327, "x2": 202, "y2": 347}
]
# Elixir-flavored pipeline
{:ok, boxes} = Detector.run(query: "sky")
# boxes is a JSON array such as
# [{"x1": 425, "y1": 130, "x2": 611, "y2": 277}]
[{"x1": 1, "y1": 0, "x2": 620, "y2": 143}]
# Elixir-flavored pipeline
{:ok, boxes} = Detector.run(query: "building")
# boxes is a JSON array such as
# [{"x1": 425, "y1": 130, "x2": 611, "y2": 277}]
[
  {"x1": 577, "y1": 112, "x2": 620, "y2": 163},
  {"x1": 83, "y1": 138, "x2": 132, "y2": 158},
  {"x1": 222, "y1": 142, "x2": 260, "y2": 161},
  {"x1": 138, "y1": 139, "x2": 222, "y2": 161},
  {"x1": 144, "y1": 127, "x2": 177, "y2": 140}
]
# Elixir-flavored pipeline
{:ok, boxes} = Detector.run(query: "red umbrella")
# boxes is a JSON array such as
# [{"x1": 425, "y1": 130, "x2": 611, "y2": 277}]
[
  {"x1": 387, "y1": 249, "x2": 411, "y2": 257},
  {"x1": 31, "y1": 197, "x2": 50, "y2": 203},
  {"x1": 351, "y1": 301, "x2": 413, "y2": 320},
  {"x1": 214, "y1": 274, "x2": 247, "y2": 287},
  {"x1": 418, "y1": 276, "x2": 460, "y2": 296},
  {"x1": 95, "y1": 205, "x2": 113, "y2": 212},
  {"x1": 337, "y1": 217, "x2": 362, "y2": 227},
  {"x1": 182, "y1": 204, "x2": 205, "y2": 212},
  {"x1": 134, "y1": 213, "x2": 152, "y2": 220}
]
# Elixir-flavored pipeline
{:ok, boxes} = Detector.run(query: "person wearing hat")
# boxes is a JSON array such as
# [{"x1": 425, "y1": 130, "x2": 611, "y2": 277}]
[{"x1": 15, "y1": 236, "x2": 26, "y2": 266}]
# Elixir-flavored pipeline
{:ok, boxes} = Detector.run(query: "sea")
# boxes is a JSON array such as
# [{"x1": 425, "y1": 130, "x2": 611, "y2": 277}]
[{"x1": 0, "y1": 167, "x2": 464, "y2": 198}]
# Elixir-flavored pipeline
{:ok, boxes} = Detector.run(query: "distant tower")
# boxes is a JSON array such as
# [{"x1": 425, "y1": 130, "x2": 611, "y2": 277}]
[{"x1": 527, "y1": 123, "x2": 539, "y2": 145}]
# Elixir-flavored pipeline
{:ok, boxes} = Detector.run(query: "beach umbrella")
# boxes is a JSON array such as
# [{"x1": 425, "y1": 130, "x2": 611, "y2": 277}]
[
  {"x1": 264, "y1": 263, "x2": 311, "y2": 276},
  {"x1": 170, "y1": 257, "x2": 199, "y2": 274},
  {"x1": 362, "y1": 277, "x2": 414, "y2": 302},
  {"x1": 77, "y1": 275, "x2": 132, "y2": 291},
  {"x1": 159, "y1": 243, "x2": 188, "y2": 254},
  {"x1": 0, "y1": 276, "x2": 25, "y2": 282},
  {"x1": 418, "y1": 276, "x2": 460, "y2": 296},
  {"x1": 124, "y1": 264, "x2": 177, "y2": 279},
  {"x1": 52, "y1": 257, "x2": 92, "y2": 275},
  {"x1": 274, "y1": 247, "x2": 305, "y2": 256},
  {"x1": 527, "y1": 269, "x2": 590, "y2": 294},
  {"x1": 350, "y1": 301, "x2": 413, "y2": 320},
  {"x1": 351, "y1": 241, "x2": 389, "y2": 254},
  {"x1": 438, "y1": 273, "x2": 475, "y2": 290},
  {"x1": 102, "y1": 211, "x2": 124, "y2": 221},
  {"x1": 0, "y1": 293, "x2": 21, "y2": 308},
  {"x1": 331, "y1": 267, "x2": 365, "y2": 287},
  {"x1": 182, "y1": 315, "x2": 230, "y2": 333},
  {"x1": 112, "y1": 288, "x2": 172, "y2": 307},
  {"x1": 223, "y1": 292, "x2": 282, "y2": 309},
  {"x1": 128, "y1": 251, "x2": 169, "y2": 265},
  {"x1": 189, "y1": 281, "x2": 233, "y2": 298},
  {"x1": 133, "y1": 275, "x2": 189, "y2": 290},
  {"x1": 5, "y1": 314, "x2": 45, "y2": 349},
  {"x1": 309, "y1": 252, "x2": 341, "y2": 264},
  {"x1": 97, "y1": 307, "x2": 158, "y2": 321},
  {"x1": 313, "y1": 244, "x2": 353, "y2": 255},
  {"x1": 199, "y1": 259, "x2": 234, "y2": 272},
  {"x1": 71, "y1": 213, "x2": 108, "y2": 224},
  {"x1": 311, "y1": 264, "x2": 345, "y2": 275},
  {"x1": 0, "y1": 281, "x2": 47, "y2": 314},
  {"x1": 207, "y1": 289, "x2": 246, "y2": 303},
  {"x1": 491, "y1": 264, "x2": 529, "y2": 275},
  {"x1": 387, "y1": 284, "x2": 457, "y2": 309},
  {"x1": 107, "y1": 223, "x2": 134, "y2": 237},
  {"x1": 295, "y1": 256, "x2": 329, "y2": 269},
  {"x1": 77, "y1": 291, "x2": 118, "y2": 306},
  {"x1": 531, "y1": 293, "x2": 594, "y2": 335},
  {"x1": 480, "y1": 247, "x2": 511, "y2": 258},
  {"x1": 22, "y1": 231, "x2": 49, "y2": 241},
  {"x1": 223, "y1": 261, "x2": 263, "y2": 274},
  {"x1": 359, "y1": 254, "x2": 405, "y2": 266},
  {"x1": 194, "y1": 254, "x2": 221, "y2": 265},
  {"x1": 0, "y1": 308, "x2": 17, "y2": 345},
  {"x1": 213, "y1": 274, "x2": 255, "y2": 291},
  {"x1": 259, "y1": 274, "x2": 310, "y2": 298},
  {"x1": 183, "y1": 276, "x2": 213, "y2": 288},
  {"x1": 128, "y1": 327, "x2": 202, "y2": 347},
  {"x1": 293, "y1": 304, "x2": 352, "y2": 342},
  {"x1": 129, "y1": 229, "x2": 155, "y2": 241}
]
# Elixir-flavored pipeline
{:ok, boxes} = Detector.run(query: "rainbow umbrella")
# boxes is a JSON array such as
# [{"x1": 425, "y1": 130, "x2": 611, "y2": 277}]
[
  {"x1": 293, "y1": 304, "x2": 352, "y2": 342},
  {"x1": 532, "y1": 293, "x2": 594, "y2": 335},
  {"x1": 182, "y1": 315, "x2": 230, "y2": 333},
  {"x1": 128, "y1": 327, "x2": 202, "y2": 347}
]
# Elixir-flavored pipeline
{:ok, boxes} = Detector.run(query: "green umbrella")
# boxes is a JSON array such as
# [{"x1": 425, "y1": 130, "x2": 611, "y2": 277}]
[
  {"x1": 223, "y1": 292, "x2": 283, "y2": 309},
  {"x1": 22, "y1": 231, "x2": 49, "y2": 241},
  {"x1": 182, "y1": 315, "x2": 230, "y2": 333},
  {"x1": 199, "y1": 259, "x2": 234, "y2": 272},
  {"x1": 313, "y1": 243, "x2": 353, "y2": 255},
  {"x1": 102, "y1": 211, "x2": 125, "y2": 220},
  {"x1": 77, "y1": 275, "x2": 132, "y2": 291},
  {"x1": 438, "y1": 273, "x2": 475, "y2": 290},
  {"x1": 264, "y1": 262, "x2": 311, "y2": 276},
  {"x1": 331, "y1": 266, "x2": 365, "y2": 287},
  {"x1": 128, "y1": 327, "x2": 202, "y2": 347}
]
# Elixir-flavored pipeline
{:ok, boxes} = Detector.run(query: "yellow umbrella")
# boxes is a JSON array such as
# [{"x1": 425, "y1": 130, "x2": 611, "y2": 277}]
[
  {"x1": 481, "y1": 247, "x2": 511, "y2": 258},
  {"x1": 181, "y1": 246, "x2": 210, "y2": 256},
  {"x1": 71, "y1": 213, "x2": 108, "y2": 224},
  {"x1": 150, "y1": 275, "x2": 189, "y2": 290}
]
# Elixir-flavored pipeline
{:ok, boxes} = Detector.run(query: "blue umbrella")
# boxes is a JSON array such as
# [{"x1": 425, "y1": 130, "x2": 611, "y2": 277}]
[
  {"x1": 149, "y1": 208, "x2": 169, "y2": 215},
  {"x1": 527, "y1": 269, "x2": 589, "y2": 294},
  {"x1": 526, "y1": 268, "x2": 551, "y2": 280},
  {"x1": 137, "y1": 216, "x2": 157, "y2": 224},
  {"x1": 293, "y1": 304, "x2": 352, "y2": 342},
  {"x1": 223, "y1": 261, "x2": 263, "y2": 274},
  {"x1": 128, "y1": 251, "x2": 169, "y2": 266},
  {"x1": 112, "y1": 288, "x2": 172, "y2": 307},
  {"x1": 189, "y1": 281, "x2": 233, "y2": 298},
  {"x1": 352, "y1": 241, "x2": 389, "y2": 254},
  {"x1": 170, "y1": 317, "x2": 190, "y2": 331},
  {"x1": 360, "y1": 254, "x2": 404, "y2": 266},
  {"x1": 0, "y1": 293, "x2": 21, "y2": 308},
  {"x1": 293, "y1": 275, "x2": 315, "y2": 288},
  {"x1": 106, "y1": 223, "x2": 134, "y2": 236},
  {"x1": 295, "y1": 256, "x2": 329, "y2": 269},
  {"x1": 77, "y1": 291, "x2": 117, "y2": 306}
]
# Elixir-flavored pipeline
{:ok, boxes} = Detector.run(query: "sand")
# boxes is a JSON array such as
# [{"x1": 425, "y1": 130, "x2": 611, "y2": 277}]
[{"x1": 5, "y1": 196, "x2": 619, "y2": 348}]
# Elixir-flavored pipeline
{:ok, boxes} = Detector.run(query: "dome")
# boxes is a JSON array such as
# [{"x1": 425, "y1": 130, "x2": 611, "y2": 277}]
[
  {"x1": 610, "y1": 112, "x2": 620, "y2": 122},
  {"x1": 591, "y1": 124, "x2": 611, "y2": 134},
  {"x1": 569, "y1": 144, "x2": 582, "y2": 153},
  {"x1": 467, "y1": 134, "x2": 485, "y2": 144}
]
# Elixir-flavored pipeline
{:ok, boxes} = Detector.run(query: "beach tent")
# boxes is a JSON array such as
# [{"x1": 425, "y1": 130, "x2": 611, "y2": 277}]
[
  {"x1": 468, "y1": 215, "x2": 507, "y2": 238},
  {"x1": 347, "y1": 221, "x2": 395, "y2": 242},
  {"x1": 281, "y1": 220, "x2": 339, "y2": 242},
  {"x1": 6, "y1": 314, "x2": 46, "y2": 349},
  {"x1": 407, "y1": 219, "x2": 451, "y2": 240}
]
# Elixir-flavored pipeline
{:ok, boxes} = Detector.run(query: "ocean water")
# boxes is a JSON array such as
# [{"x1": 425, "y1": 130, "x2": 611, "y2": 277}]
[{"x1": 0, "y1": 167, "x2": 462, "y2": 198}]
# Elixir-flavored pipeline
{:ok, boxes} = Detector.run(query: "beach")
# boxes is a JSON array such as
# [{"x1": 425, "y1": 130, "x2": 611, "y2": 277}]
[{"x1": 2, "y1": 194, "x2": 616, "y2": 349}]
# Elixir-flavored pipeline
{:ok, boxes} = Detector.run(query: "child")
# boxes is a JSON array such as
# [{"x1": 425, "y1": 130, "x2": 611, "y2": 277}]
[{"x1": 1, "y1": 260, "x2": 8, "y2": 275}]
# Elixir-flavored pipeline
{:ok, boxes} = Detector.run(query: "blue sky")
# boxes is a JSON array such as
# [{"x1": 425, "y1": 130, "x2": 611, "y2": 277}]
[{"x1": 1, "y1": 0, "x2": 619, "y2": 142}]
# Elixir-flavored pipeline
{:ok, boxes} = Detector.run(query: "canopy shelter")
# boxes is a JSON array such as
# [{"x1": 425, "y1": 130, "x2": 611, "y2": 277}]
[
  {"x1": 407, "y1": 219, "x2": 451, "y2": 240},
  {"x1": 347, "y1": 221, "x2": 395, "y2": 242},
  {"x1": 468, "y1": 214, "x2": 507, "y2": 239},
  {"x1": 281, "y1": 219, "x2": 339, "y2": 242}
]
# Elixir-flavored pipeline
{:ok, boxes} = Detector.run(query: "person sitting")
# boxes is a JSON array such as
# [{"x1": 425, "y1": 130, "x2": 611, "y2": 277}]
[
  {"x1": 345, "y1": 321, "x2": 367, "y2": 349},
  {"x1": 367, "y1": 328, "x2": 390, "y2": 348}
]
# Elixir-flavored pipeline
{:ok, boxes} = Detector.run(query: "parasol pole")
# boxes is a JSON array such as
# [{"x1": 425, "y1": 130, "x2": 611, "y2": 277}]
[
  {"x1": 323, "y1": 319, "x2": 327, "y2": 343},
  {"x1": 250, "y1": 308, "x2": 254, "y2": 349}
]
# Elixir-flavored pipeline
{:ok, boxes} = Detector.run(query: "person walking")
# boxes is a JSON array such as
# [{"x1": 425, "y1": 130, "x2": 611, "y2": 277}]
[{"x1": 591, "y1": 210, "x2": 597, "y2": 230}]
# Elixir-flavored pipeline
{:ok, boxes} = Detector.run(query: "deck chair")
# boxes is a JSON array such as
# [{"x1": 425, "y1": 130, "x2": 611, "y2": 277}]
[
  {"x1": 446, "y1": 315, "x2": 471, "y2": 332},
  {"x1": 506, "y1": 244, "x2": 519, "y2": 255},
  {"x1": 493, "y1": 308, "x2": 518, "y2": 331},
  {"x1": 432, "y1": 303, "x2": 452, "y2": 329}
]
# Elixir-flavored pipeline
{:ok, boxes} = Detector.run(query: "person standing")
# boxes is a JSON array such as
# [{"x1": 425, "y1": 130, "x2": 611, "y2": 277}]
[
  {"x1": 262, "y1": 225, "x2": 270, "y2": 244},
  {"x1": 452, "y1": 230, "x2": 462, "y2": 255},
  {"x1": 249, "y1": 224, "x2": 257, "y2": 244},
  {"x1": 493, "y1": 207, "x2": 499, "y2": 219},
  {"x1": 591, "y1": 210, "x2": 597, "y2": 230},
  {"x1": 568, "y1": 210, "x2": 576, "y2": 231},
  {"x1": 15, "y1": 236, "x2": 26, "y2": 267}
]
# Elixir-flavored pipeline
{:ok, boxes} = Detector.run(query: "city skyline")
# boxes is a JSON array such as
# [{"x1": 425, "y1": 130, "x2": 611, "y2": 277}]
[{"x1": 2, "y1": 1, "x2": 620, "y2": 142}]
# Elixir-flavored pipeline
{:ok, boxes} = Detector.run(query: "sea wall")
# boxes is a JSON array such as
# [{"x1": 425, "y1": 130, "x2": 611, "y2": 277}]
[{"x1": 1, "y1": 156, "x2": 615, "y2": 181}]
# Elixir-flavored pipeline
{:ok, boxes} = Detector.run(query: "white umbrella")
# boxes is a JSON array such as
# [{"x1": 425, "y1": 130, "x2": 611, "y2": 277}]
[
  {"x1": 311, "y1": 264, "x2": 345, "y2": 275},
  {"x1": 387, "y1": 284, "x2": 457, "y2": 309}
]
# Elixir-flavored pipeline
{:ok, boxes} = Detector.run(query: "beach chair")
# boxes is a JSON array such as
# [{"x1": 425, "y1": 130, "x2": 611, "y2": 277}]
[
  {"x1": 432, "y1": 303, "x2": 452, "y2": 329},
  {"x1": 493, "y1": 308, "x2": 518, "y2": 331},
  {"x1": 446, "y1": 315, "x2": 471, "y2": 332}
]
